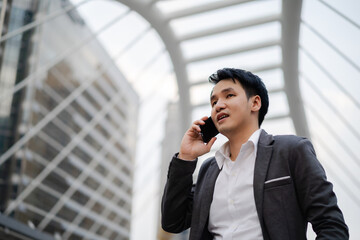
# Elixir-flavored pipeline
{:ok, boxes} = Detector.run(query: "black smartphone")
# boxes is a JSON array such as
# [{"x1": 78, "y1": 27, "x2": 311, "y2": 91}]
[{"x1": 200, "y1": 117, "x2": 219, "y2": 143}]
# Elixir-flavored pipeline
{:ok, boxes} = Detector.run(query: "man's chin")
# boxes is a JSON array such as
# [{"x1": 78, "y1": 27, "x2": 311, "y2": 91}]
[{"x1": 218, "y1": 126, "x2": 231, "y2": 135}]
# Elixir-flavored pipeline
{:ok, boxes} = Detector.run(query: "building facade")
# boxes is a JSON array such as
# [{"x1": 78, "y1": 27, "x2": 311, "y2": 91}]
[{"x1": 0, "y1": 1, "x2": 138, "y2": 239}]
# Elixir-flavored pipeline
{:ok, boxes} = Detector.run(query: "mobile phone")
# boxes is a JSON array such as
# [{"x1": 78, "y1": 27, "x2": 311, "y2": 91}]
[{"x1": 200, "y1": 117, "x2": 219, "y2": 143}]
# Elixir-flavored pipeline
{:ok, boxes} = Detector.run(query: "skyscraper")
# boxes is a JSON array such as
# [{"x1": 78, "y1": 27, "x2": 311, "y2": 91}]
[{"x1": 0, "y1": 1, "x2": 138, "y2": 239}]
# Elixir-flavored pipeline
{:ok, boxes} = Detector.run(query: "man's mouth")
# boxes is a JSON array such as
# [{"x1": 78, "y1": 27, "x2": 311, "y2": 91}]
[{"x1": 217, "y1": 113, "x2": 229, "y2": 122}]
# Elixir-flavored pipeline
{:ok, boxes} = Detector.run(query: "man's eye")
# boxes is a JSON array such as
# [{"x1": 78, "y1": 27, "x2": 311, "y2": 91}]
[
  {"x1": 227, "y1": 94, "x2": 235, "y2": 98},
  {"x1": 212, "y1": 101, "x2": 217, "y2": 106}
]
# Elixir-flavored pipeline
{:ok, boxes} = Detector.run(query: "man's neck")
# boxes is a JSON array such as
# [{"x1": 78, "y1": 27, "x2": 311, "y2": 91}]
[{"x1": 228, "y1": 126, "x2": 259, "y2": 161}]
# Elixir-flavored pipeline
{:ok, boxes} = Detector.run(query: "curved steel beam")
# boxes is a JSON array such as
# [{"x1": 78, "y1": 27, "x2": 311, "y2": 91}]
[
  {"x1": 281, "y1": 0, "x2": 310, "y2": 138},
  {"x1": 116, "y1": 0, "x2": 191, "y2": 133}
]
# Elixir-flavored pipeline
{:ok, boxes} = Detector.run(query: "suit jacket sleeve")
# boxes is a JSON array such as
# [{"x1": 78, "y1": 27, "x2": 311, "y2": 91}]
[
  {"x1": 161, "y1": 154, "x2": 197, "y2": 233},
  {"x1": 291, "y1": 138, "x2": 349, "y2": 239}
]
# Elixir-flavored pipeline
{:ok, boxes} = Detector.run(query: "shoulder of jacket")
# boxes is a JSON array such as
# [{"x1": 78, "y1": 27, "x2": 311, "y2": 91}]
[
  {"x1": 273, "y1": 134, "x2": 307, "y2": 145},
  {"x1": 201, "y1": 156, "x2": 216, "y2": 169}
]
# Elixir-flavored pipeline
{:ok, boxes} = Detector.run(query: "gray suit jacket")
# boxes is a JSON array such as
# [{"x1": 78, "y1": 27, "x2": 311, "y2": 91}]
[{"x1": 161, "y1": 130, "x2": 349, "y2": 240}]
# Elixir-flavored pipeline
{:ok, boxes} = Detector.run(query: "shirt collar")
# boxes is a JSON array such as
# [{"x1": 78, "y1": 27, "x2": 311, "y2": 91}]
[{"x1": 215, "y1": 129, "x2": 262, "y2": 169}]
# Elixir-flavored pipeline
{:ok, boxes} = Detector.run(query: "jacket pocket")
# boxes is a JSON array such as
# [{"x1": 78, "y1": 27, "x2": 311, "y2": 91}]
[
  {"x1": 263, "y1": 176, "x2": 306, "y2": 240},
  {"x1": 264, "y1": 176, "x2": 291, "y2": 189}
]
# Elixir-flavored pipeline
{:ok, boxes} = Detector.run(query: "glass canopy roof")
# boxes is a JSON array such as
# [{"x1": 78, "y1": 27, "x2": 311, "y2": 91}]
[
  {"x1": 1, "y1": 0, "x2": 359, "y2": 239},
  {"x1": 74, "y1": 1, "x2": 357, "y2": 239},
  {"x1": 40, "y1": 0, "x2": 360, "y2": 238}
]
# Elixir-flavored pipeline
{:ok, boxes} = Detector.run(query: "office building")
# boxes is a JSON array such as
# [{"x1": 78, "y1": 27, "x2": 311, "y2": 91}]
[{"x1": 0, "y1": 1, "x2": 138, "y2": 239}]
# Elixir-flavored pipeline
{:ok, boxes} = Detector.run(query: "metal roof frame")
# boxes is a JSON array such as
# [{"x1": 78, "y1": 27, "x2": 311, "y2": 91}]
[
  {"x1": 116, "y1": 0, "x2": 309, "y2": 136},
  {"x1": 0, "y1": 213, "x2": 55, "y2": 240}
]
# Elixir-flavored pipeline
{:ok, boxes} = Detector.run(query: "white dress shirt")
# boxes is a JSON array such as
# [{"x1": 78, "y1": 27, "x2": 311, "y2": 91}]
[{"x1": 208, "y1": 129, "x2": 263, "y2": 240}]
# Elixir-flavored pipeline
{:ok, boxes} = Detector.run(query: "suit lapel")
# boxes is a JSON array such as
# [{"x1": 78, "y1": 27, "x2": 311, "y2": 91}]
[
  {"x1": 199, "y1": 160, "x2": 220, "y2": 227},
  {"x1": 253, "y1": 130, "x2": 274, "y2": 237},
  {"x1": 190, "y1": 159, "x2": 220, "y2": 240}
]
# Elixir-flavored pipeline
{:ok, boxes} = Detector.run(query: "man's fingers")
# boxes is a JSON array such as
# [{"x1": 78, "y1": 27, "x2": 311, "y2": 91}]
[
  {"x1": 191, "y1": 123, "x2": 201, "y2": 133},
  {"x1": 194, "y1": 116, "x2": 208, "y2": 126},
  {"x1": 205, "y1": 137, "x2": 217, "y2": 150},
  {"x1": 200, "y1": 116, "x2": 209, "y2": 121}
]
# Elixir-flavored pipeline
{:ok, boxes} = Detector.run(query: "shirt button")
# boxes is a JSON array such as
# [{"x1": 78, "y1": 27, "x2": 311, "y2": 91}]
[{"x1": 229, "y1": 199, "x2": 234, "y2": 205}]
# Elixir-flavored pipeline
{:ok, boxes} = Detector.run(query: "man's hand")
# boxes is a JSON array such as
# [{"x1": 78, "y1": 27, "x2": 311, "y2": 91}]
[{"x1": 179, "y1": 116, "x2": 217, "y2": 161}]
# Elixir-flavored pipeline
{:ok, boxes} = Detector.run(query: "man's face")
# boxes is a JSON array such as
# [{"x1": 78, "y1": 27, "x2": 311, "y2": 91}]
[{"x1": 210, "y1": 78, "x2": 255, "y2": 136}]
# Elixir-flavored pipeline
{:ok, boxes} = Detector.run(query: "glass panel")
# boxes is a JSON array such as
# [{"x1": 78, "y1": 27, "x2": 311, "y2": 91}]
[
  {"x1": 262, "y1": 117, "x2": 295, "y2": 135},
  {"x1": 156, "y1": 0, "x2": 219, "y2": 14},
  {"x1": 254, "y1": 68, "x2": 284, "y2": 92},
  {"x1": 181, "y1": 21, "x2": 281, "y2": 60},
  {"x1": 170, "y1": 0, "x2": 281, "y2": 37},
  {"x1": 302, "y1": 0, "x2": 360, "y2": 64},
  {"x1": 190, "y1": 83, "x2": 213, "y2": 106},
  {"x1": 267, "y1": 91, "x2": 289, "y2": 118},
  {"x1": 187, "y1": 46, "x2": 282, "y2": 82}
]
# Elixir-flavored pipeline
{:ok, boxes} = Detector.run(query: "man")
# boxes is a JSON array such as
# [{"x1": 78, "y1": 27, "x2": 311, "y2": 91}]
[{"x1": 161, "y1": 68, "x2": 348, "y2": 240}]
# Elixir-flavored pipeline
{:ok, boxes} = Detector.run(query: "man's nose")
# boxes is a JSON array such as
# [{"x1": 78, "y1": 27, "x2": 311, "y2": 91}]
[{"x1": 215, "y1": 99, "x2": 226, "y2": 112}]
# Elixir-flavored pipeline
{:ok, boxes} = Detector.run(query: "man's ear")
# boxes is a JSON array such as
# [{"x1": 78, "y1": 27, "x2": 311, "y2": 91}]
[{"x1": 251, "y1": 95, "x2": 261, "y2": 112}]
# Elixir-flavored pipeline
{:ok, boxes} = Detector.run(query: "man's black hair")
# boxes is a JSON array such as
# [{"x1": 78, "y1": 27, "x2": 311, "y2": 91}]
[{"x1": 208, "y1": 68, "x2": 269, "y2": 126}]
